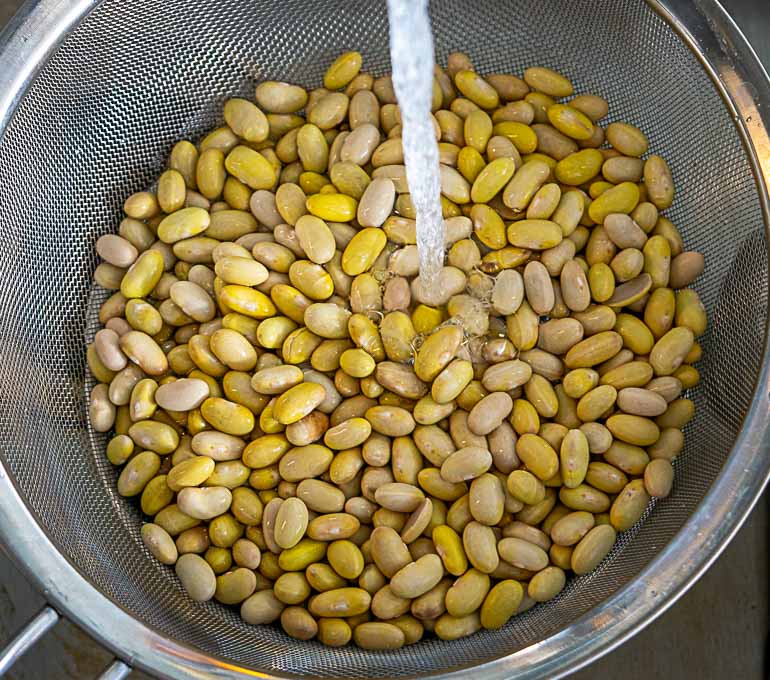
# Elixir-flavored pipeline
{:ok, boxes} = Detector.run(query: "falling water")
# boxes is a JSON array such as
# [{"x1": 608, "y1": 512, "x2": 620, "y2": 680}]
[{"x1": 386, "y1": 0, "x2": 444, "y2": 288}]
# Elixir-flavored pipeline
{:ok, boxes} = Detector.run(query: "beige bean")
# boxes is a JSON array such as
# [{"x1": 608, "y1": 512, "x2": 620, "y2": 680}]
[
  {"x1": 610, "y1": 479, "x2": 650, "y2": 531},
  {"x1": 644, "y1": 155, "x2": 674, "y2": 209},
  {"x1": 308, "y1": 92, "x2": 349, "y2": 130},
  {"x1": 560, "y1": 428, "x2": 590, "y2": 488},
  {"x1": 400, "y1": 499, "x2": 433, "y2": 544},
  {"x1": 519, "y1": 348, "x2": 564, "y2": 381},
  {"x1": 119, "y1": 330, "x2": 169, "y2": 376},
  {"x1": 669, "y1": 251, "x2": 705, "y2": 289},
  {"x1": 341, "y1": 123, "x2": 380, "y2": 165},
  {"x1": 155, "y1": 378, "x2": 209, "y2": 411},
  {"x1": 645, "y1": 376, "x2": 684, "y2": 403},
  {"x1": 390, "y1": 554, "x2": 444, "y2": 598},
  {"x1": 354, "y1": 622, "x2": 405, "y2": 650},
  {"x1": 281, "y1": 606, "x2": 317, "y2": 640},
  {"x1": 498, "y1": 537, "x2": 548, "y2": 571},
  {"x1": 279, "y1": 445, "x2": 333, "y2": 482},
  {"x1": 571, "y1": 524, "x2": 616, "y2": 575},
  {"x1": 251, "y1": 365, "x2": 304, "y2": 395},
  {"x1": 349, "y1": 89, "x2": 380, "y2": 128},
  {"x1": 232, "y1": 538, "x2": 261, "y2": 569},
  {"x1": 617, "y1": 387, "x2": 668, "y2": 416},
  {"x1": 214, "y1": 567, "x2": 257, "y2": 606},
  {"x1": 249, "y1": 190, "x2": 282, "y2": 228},
  {"x1": 177, "y1": 486, "x2": 232, "y2": 520},
  {"x1": 108, "y1": 364, "x2": 144, "y2": 407},
  {"x1": 550, "y1": 511, "x2": 595, "y2": 546},
  {"x1": 175, "y1": 553, "x2": 216, "y2": 601},
  {"x1": 523, "y1": 260, "x2": 554, "y2": 314},
  {"x1": 96, "y1": 234, "x2": 138, "y2": 268},
  {"x1": 89, "y1": 383, "x2": 116, "y2": 432},
  {"x1": 293, "y1": 215, "x2": 336, "y2": 265},
  {"x1": 411, "y1": 266, "x2": 467, "y2": 307},
  {"x1": 366, "y1": 405, "x2": 416, "y2": 437},
  {"x1": 481, "y1": 360, "x2": 532, "y2": 392},
  {"x1": 95, "y1": 263, "x2": 127, "y2": 291},
  {"x1": 170, "y1": 281, "x2": 216, "y2": 323},
  {"x1": 371, "y1": 584, "x2": 411, "y2": 620},
  {"x1": 441, "y1": 447, "x2": 493, "y2": 483},
  {"x1": 604, "y1": 213, "x2": 647, "y2": 249},
  {"x1": 274, "y1": 497, "x2": 309, "y2": 549},
  {"x1": 241, "y1": 589, "x2": 285, "y2": 624},
  {"x1": 255, "y1": 81, "x2": 308, "y2": 113},
  {"x1": 375, "y1": 362, "x2": 428, "y2": 400},
  {"x1": 356, "y1": 177, "x2": 396, "y2": 228},
  {"x1": 486, "y1": 422, "x2": 518, "y2": 473},
  {"x1": 468, "y1": 473, "x2": 505, "y2": 526},
  {"x1": 141, "y1": 523, "x2": 178, "y2": 565},
  {"x1": 468, "y1": 392, "x2": 513, "y2": 435},
  {"x1": 94, "y1": 328, "x2": 127, "y2": 372},
  {"x1": 528, "y1": 565, "x2": 566, "y2": 602},
  {"x1": 560, "y1": 259, "x2": 591, "y2": 311},
  {"x1": 297, "y1": 479, "x2": 346, "y2": 514},
  {"x1": 559, "y1": 483, "x2": 610, "y2": 513},
  {"x1": 644, "y1": 458, "x2": 675, "y2": 497},
  {"x1": 491, "y1": 269, "x2": 524, "y2": 315},
  {"x1": 370, "y1": 526, "x2": 412, "y2": 578}
]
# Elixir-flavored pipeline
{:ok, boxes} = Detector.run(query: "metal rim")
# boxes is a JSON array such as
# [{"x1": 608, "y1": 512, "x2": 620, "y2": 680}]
[{"x1": 0, "y1": 0, "x2": 768, "y2": 678}]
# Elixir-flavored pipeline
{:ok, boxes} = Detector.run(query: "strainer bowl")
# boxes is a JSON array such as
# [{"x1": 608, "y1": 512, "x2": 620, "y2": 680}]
[{"x1": 0, "y1": 1, "x2": 769, "y2": 678}]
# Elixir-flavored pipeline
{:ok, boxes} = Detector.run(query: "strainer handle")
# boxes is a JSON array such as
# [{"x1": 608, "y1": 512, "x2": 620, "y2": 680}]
[
  {"x1": 98, "y1": 660, "x2": 133, "y2": 679},
  {"x1": 0, "y1": 605, "x2": 58, "y2": 676},
  {"x1": 0, "y1": 606, "x2": 133, "y2": 679}
]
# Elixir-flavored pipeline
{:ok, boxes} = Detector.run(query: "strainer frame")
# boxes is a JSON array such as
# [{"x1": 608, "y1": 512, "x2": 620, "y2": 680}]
[{"x1": 0, "y1": 0, "x2": 769, "y2": 678}]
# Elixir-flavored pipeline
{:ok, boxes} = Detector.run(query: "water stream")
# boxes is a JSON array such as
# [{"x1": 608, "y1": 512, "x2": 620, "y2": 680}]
[{"x1": 386, "y1": 0, "x2": 445, "y2": 288}]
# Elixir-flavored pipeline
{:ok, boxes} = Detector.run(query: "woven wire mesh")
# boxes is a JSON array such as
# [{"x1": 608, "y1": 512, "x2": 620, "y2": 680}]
[{"x1": 0, "y1": 0, "x2": 766, "y2": 676}]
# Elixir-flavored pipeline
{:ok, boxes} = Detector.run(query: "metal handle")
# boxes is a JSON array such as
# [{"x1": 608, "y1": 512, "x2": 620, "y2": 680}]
[
  {"x1": 0, "y1": 606, "x2": 133, "y2": 679},
  {"x1": 97, "y1": 660, "x2": 133, "y2": 680},
  {"x1": 0, "y1": 606, "x2": 59, "y2": 676}
]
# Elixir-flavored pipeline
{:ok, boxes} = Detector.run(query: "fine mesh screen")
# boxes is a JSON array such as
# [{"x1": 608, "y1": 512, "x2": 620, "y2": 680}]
[{"x1": 0, "y1": 0, "x2": 766, "y2": 677}]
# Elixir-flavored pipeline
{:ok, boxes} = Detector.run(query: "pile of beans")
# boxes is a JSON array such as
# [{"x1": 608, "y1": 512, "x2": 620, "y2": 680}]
[{"x1": 88, "y1": 50, "x2": 706, "y2": 649}]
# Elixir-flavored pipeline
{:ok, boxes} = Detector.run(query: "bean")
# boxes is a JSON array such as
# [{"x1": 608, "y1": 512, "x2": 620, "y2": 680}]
[
  {"x1": 572, "y1": 524, "x2": 617, "y2": 575},
  {"x1": 175, "y1": 554, "x2": 216, "y2": 601},
  {"x1": 390, "y1": 554, "x2": 444, "y2": 598},
  {"x1": 644, "y1": 458, "x2": 675, "y2": 498},
  {"x1": 498, "y1": 537, "x2": 548, "y2": 571},
  {"x1": 141, "y1": 523, "x2": 178, "y2": 565},
  {"x1": 610, "y1": 479, "x2": 650, "y2": 531}
]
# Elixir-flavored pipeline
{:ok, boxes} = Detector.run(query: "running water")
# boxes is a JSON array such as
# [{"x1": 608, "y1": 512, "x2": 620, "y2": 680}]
[{"x1": 386, "y1": 0, "x2": 444, "y2": 288}]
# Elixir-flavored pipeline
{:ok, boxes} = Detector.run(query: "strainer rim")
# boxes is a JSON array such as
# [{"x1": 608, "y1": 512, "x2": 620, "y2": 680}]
[{"x1": 0, "y1": 0, "x2": 769, "y2": 678}]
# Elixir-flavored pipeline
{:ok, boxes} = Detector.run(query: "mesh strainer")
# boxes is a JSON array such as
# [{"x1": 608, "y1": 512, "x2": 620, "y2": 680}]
[{"x1": 0, "y1": 0, "x2": 769, "y2": 678}]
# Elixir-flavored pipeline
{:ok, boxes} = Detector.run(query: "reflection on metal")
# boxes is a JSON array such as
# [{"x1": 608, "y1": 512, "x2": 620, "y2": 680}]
[{"x1": 0, "y1": 606, "x2": 59, "y2": 675}]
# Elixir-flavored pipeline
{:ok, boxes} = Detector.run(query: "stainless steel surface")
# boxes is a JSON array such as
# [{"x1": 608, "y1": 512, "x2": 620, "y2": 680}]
[
  {"x1": 0, "y1": 0, "x2": 768, "y2": 679},
  {"x1": 0, "y1": 607, "x2": 59, "y2": 675},
  {"x1": 97, "y1": 661, "x2": 133, "y2": 680}
]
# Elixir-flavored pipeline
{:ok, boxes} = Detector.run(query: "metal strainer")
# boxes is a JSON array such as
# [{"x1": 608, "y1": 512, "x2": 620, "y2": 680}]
[{"x1": 0, "y1": 0, "x2": 769, "y2": 678}]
